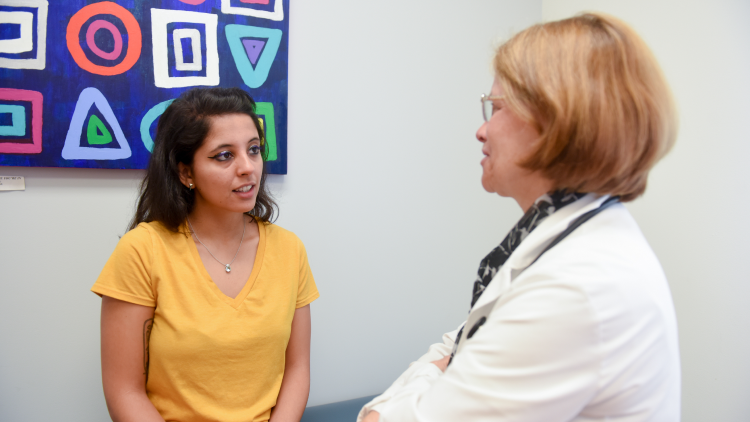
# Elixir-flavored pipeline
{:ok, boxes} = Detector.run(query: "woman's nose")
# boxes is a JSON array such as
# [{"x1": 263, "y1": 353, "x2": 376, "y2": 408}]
[
  {"x1": 236, "y1": 153, "x2": 255, "y2": 175},
  {"x1": 476, "y1": 121, "x2": 488, "y2": 143}
]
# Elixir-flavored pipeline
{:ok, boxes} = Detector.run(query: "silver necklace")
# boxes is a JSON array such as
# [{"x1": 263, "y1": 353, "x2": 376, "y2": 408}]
[{"x1": 187, "y1": 217, "x2": 246, "y2": 273}]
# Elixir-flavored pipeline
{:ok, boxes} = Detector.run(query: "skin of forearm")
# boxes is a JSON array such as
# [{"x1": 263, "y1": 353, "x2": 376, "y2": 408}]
[
  {"x1": 105, "y1": 390, "x2": 165, "y2": 422},
  {"x1": 269, "y1": 361, "x2": 310, "y2": 422}
]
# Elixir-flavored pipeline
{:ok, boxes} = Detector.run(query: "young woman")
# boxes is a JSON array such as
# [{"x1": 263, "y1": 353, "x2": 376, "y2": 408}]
[{"x1": 92, "y1": 88, "x2": 319, "y2": 422}]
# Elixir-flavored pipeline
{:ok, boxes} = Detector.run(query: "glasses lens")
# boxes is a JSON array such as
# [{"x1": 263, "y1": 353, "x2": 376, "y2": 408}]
[{"x1": 483, "y1": 98, "x2": 493, "y2": 121}]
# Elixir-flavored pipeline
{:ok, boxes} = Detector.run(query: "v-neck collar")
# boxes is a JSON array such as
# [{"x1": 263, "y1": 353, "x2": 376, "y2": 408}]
[{"x1": 185, "y1": 217, "x2": 267, "y2": 309}]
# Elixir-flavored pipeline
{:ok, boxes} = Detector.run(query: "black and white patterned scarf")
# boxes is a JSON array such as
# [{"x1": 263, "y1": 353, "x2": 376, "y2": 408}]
[{"x1": 451, "y1": 190, "x2": 586, "y2": 358}]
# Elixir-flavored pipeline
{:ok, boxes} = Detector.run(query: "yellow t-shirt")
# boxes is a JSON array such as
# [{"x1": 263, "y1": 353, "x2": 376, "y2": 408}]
[{"x1": 92, "y1": 219, "x2": 319, "y2": 422}]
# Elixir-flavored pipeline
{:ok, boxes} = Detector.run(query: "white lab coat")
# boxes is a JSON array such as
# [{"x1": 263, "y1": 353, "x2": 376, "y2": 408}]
[{"x1": 358, "y1": 194, "x2": 680, "y2": 422}]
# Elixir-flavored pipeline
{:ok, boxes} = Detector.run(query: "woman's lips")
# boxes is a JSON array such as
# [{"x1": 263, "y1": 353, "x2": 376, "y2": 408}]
[{"x1": 233, "y1": 184, "x2": 255, "y2": 198}]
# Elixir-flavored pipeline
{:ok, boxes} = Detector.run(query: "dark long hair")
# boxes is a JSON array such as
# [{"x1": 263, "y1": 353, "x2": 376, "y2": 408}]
[{"x1": 128, "y1": 87, "x2": 278, "y2": 232}]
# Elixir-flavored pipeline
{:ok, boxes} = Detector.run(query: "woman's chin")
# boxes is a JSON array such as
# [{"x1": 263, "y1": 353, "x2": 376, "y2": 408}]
[{"x1": 480, "y1": 177, "x2": 496, "y2": 194}]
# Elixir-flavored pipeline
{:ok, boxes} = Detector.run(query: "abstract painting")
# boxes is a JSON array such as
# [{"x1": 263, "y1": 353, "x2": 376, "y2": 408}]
[{"x1": 0, "y1": 0, "x2": 289, "y2": 173}]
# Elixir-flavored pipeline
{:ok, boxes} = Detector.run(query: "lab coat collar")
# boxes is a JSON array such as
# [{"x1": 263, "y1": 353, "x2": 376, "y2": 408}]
[{"x1": 468, "y1": 193, "x2": 611, "y2": 313}]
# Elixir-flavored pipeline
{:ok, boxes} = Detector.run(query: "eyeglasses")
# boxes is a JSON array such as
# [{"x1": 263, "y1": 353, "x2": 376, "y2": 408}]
[{"x1": 481, "y1": 94, "x2": 505, "y2": 122}]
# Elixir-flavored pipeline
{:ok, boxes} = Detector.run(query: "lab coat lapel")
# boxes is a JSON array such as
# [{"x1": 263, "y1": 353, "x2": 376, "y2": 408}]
[{"x1": 456, "y1": 194, "x2": 608, "y2": 353}]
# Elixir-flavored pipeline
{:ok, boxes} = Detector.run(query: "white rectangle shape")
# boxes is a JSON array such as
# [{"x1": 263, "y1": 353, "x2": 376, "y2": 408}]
[
  {"x1": 0, "y1": 11, "x2": 33, "y2": 53},
  {"x1": 0, "y1": 0, "x2": 47, "y2": 70},
  {"x1": 0, "y1": 176, "x2": 25, "y2": 191},
  {"x1": 173, "y1": 28, "x2": 202, "y2": 71},
  {"x1": 151, "y1": 9, "x2": 219, "y2": 88}
]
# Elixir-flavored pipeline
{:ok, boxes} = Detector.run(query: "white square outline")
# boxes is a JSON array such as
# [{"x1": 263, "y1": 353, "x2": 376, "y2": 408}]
[
  {"x1": 221, "y1": 0, "x2": 284, "y2": 22},
  {"x1": 0, "y1": 11, "x2": 33, "y2": 53},
  {"x1": 173, "y1": 28, "x2": 202, "y2": 71},
  {"x1": 151, "y1": 9, "x2": 219, "y2": 88},
  {"x1": 0, "y1": 0, "x2": 47, "y2": 70}
]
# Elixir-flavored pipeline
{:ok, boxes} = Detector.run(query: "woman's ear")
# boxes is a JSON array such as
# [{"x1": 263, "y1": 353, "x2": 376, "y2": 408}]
[{"x1": 178, "y1": 162, "x2": 193, "y2": 189}]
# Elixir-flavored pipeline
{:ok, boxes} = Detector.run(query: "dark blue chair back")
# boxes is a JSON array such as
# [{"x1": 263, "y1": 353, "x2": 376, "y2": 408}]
[{"x1": 301, "y1": 395, "x2": 378, "y2": 422}]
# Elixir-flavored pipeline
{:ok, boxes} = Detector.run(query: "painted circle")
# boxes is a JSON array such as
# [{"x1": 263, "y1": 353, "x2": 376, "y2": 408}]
[
  {"x1": 66, "y1": 2, "x2": 142, "y2": 76},
  {"x1": 140, "y1": 99, "x2": 175, "y2": 153},
  {"x1": 179, "y1": 0, "x2": 207, "y2": 4},
  {"x1": 85, "y1": 19, "x2": 123, "y2": 60}
]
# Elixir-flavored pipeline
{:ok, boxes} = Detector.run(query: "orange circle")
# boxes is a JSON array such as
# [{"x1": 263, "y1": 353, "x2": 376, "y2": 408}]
[{"x1": 66, "y1": 2, "x2": 142, "y2": 76}]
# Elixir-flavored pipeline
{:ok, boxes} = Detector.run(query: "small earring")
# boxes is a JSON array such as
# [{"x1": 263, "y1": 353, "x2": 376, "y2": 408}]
[{"x1": 188, "y1": 183, "x2": 194, "y2": 190}]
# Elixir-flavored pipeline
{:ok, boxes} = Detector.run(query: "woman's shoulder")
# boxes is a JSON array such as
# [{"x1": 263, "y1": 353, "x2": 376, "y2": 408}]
[
  {"x1": 516, "y1": 203, "x2": 669, "y2": 308},
  {"x1": 120, "y1": 221, "x2": 188, "y2": 249},
  {"x1": 566, "y1": 203, "x2": 659, "y2": 266},
  {"x1": 524, "y1": 204, "x2": 673, "y2": 323},
  {"x1": 260, "y1": 220, "x2": 304, "y2": 245}
]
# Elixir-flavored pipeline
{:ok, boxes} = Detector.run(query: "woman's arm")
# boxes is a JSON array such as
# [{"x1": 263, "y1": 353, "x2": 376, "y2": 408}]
[
  {"x1": 372, "y1": 281, "x2": 601, "y2": 422},
  {"x1": 101, "y1": 296, "x2": 165, "y2": 422},
  {"x1": 270, "y1": 305, "x2": 312, "y2": 422},
  {"x1": 356, "y1": 325, "x2": 462, "y2": 422},
  {"x1": 359, "y1": 353, "x2": 452, "y2": 422}
]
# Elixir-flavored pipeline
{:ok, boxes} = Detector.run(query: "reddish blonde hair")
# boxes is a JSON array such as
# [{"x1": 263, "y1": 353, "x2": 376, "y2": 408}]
[{"x1": 494, "y1": 13, "x2": 677, "y2": 201}]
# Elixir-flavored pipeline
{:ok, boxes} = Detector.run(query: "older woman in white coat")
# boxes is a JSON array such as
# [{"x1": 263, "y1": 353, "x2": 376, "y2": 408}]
[{"x1": 359, "y1": 13, "x2": 680, "y2": 422}]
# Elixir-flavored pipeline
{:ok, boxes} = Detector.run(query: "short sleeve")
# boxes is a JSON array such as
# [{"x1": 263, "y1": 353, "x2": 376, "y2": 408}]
[
  {"x1": 295, "y1": 239, "x2": 319, "y2": 308},
  {"x1": 91, "y1": 224, "x2": 156, "y2": 307}
]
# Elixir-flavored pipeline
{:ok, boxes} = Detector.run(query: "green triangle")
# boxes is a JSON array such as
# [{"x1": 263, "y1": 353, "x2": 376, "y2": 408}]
[{"x1": 86, "y1": 114, "x2": 113, "y2": 145}]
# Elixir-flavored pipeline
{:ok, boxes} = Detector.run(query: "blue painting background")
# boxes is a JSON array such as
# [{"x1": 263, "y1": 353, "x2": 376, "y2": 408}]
[{"x1": 0, "y1": 0, "x2": 289, "y2": 173}]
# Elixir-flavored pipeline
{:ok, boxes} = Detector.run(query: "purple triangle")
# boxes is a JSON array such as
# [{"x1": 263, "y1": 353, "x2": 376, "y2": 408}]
[{"x1": 242, "y1": 39, "x2": 266, "y2": 66}]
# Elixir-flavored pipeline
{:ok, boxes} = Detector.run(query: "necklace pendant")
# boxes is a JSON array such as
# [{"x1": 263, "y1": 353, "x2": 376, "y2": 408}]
[{"x1": 225, "y1": 264, "x2": 231, "y2": 273}]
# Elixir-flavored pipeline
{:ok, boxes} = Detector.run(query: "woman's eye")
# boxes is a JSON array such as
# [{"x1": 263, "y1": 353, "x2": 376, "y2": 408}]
[
  {"x1": 212, "y1": 151, "x2": 233, "y2": 161},
  {"x1": 249, "y1": 145, "x2": 261, "y2": 155}
]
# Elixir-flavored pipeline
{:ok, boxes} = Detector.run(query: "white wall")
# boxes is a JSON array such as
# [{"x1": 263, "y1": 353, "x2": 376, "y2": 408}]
[
  {"x1": 0, "y1": 1, "x2": 541, "y2": 420},
  {"x1": 285, "y1": 0, "x2": 542, "y2": 406},
  {"x1": 540, "y1": 1, "x2": 750, "y2": 421}
]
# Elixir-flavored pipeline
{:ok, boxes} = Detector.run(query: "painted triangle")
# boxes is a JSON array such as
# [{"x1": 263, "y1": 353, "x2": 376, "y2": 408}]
[
  {"x1": 86, "y1": 114, "x2": 114, "y2": 145},
  {"x1": 225, "y1": 24, "x2": 282, "y2": 89},
  {"x1": 242, "y1": 39, "x2": 266, "y2": 67},
  {"x1": 62, "y1": 87, "x2": 131, "y2": 160}
]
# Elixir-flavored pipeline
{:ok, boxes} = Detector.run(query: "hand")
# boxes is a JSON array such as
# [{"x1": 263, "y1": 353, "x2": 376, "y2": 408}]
[
  {"x1": 362, "y1": 410, "x2": 380, "y2": 422},
  {"x1": 431, "y1": 355, "x2": 450, "y2": 372}
]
